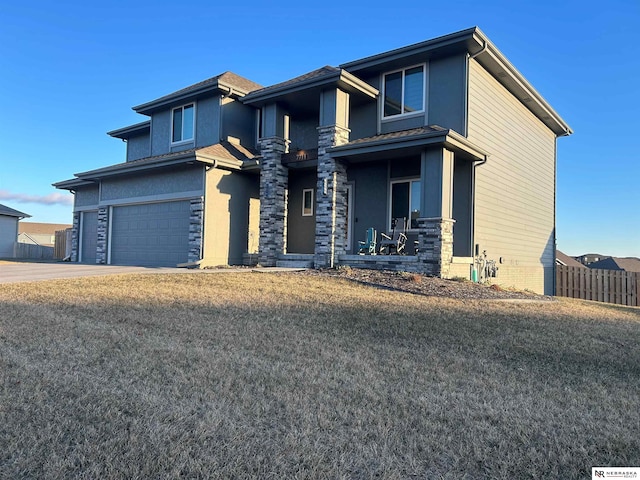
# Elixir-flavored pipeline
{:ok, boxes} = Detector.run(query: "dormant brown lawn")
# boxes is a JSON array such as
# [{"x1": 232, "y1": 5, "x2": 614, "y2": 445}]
[{"x1": 1, "y1": 272, "x2": 639, "y2": 479}]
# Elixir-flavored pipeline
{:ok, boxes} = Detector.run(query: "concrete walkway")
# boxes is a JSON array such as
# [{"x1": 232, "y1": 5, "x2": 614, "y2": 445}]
[{"x1": 0, "y1": 261, "x2": 303, "y2": 284}]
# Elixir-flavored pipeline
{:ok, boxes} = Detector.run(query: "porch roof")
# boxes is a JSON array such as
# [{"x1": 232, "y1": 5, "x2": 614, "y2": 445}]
[{"x1": 330, "y1": 126, "x2": 489, "y2": 162}]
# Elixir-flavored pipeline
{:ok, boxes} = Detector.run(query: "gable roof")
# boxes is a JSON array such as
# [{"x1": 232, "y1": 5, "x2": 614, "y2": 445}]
[
  {"x1": 18, "y1": 222, "x2": 72, "y2": 235},
  {"x1": 242, "y1": 66, "x2": 378, "y2": 107},
  {"x1": 133, "y1": 71, "x2": 263, "y2": 115},
  {"x1": 0, "y1": 204, "x2": 30, "y2": 219},
  {"x1": 589, "y1": 257, "x2": 640, "y2": 272},
  {"x1": 556, "y1": 250, "x2": 586, "y2": 268}
]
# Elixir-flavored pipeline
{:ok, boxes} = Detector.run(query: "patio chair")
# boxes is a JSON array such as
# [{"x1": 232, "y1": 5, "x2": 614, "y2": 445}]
[
  {"x1": 379, "y1": 218, "x2": 408, "y2": 255},
  {"x1": 357, "y1": 227, "x2": 377, "y2": 255}
]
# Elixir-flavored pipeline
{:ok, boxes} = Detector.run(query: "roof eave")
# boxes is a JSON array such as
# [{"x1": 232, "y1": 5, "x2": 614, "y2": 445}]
[
  {"x1": 52, "y1": 178, "x2": 97, "y2": 190},
  {"x1": 330, "y1": 129, "x2": 489, "y2": 161},
  {"x1": 474, "y1": 39, "x2": 572, "y2": 136},
  {"x1": 242, "y1": 70, "x2": 378, "y2": 107},
  {"x1": 133, "y1": 83, "x2": 223, "y2": 115},
  {"x1": 75, "y1": 154, "x2": 213, "y2": 181},
  {"x1": 107, "y1": 121, "x2": 151, "y2": 139},
  {"x1": 340, "y1": 27, "x2": 479, "y2": 71}
]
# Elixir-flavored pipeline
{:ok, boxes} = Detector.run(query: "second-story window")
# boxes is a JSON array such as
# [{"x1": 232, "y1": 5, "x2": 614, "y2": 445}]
[
  {"x1": 383, "y1": 65, "x2": 425, "y2": 118},
  {"x1": 172, "y1": 104, "x2": 194, "y2": 143}
]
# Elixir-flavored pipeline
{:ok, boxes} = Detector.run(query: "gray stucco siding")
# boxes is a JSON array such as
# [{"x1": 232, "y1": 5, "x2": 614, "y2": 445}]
[
  {"x1": 197, "y1": 96, "x2": 221, "y2": 147},
  {"x1": 74, "y1": 186, "x2": 100, "y2": 208},
  {"x1": 349, "y1": 102, "x2": 377, "y2": 141},
  {"x1": 428, "y1": 54, "x2": 467, "y2": 134},
  {"x1": 221, "y1": 97, "x2": 254, "y2": 148},
  {"x1": 151, "y1": 110, "x2": 171, "y2": 156},
  {"x1": 380, "y1": 114, "x2": 425, "y2": 134},
  {"x1": 100, "y1": 167, "x2": 204, "y2": 202},
  {"x1": 467, "y1": 59, "x2": 556, "y2": 293},
  {"x1": 289, "y1": 116, "x2": 319, "y2": 151},
  {"x1": 126, "y1": 134, "x2": 150, "y2": 162}
]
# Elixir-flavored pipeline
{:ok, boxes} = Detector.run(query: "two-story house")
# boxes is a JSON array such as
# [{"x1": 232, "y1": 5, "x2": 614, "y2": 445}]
[{"x1": 55, "y1": 27, "x2": 571, "y2": 294}]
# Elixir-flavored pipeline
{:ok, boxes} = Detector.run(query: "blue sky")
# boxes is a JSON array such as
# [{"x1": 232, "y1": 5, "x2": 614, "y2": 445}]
[{"x1": 1, "y1": 0, "x2": 638, "y2": 257}]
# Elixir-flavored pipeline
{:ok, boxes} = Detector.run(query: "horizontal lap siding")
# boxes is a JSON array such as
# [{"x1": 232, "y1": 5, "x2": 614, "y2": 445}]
[{"x1": 468, "y1": 60, "x2": 556, "y2": 294}]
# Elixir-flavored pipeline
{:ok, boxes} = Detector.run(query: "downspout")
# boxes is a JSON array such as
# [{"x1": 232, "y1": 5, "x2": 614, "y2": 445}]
[
  {"x1": 467, "y1": 38, "x2": 488, "y2": 275},
  {"x1": 469, "y1": 39, "x2": 487, "y2": 61}
]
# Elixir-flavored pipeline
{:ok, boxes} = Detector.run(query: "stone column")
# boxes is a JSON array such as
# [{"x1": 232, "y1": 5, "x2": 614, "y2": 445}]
[
  {"x1": 188, "y1": 197, "x2": 204, "y2": 263},
  {"x1": 258, "y1": 136, "x2": 288, "y2": 267},
  {"x1": 70, "y1": 212, "x2": 80, "y2": 262},
  {"x1": 96, "y1": 207, "x2": 109, "y2": 264},
  {"x1": 314, "y1": 124, "x2": 350, "y2": 269},
  {"x1": 416, "y1": 217, "x2": 455, "y2": 278}
]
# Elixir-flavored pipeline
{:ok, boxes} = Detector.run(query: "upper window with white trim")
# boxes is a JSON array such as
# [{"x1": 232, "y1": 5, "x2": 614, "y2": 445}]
[
  {"x1": 172, "y1": 104, "x2": 195, "y2": 143},
  {"x1": 382, "y1": 65, "x2": 425, "y2": 118}
]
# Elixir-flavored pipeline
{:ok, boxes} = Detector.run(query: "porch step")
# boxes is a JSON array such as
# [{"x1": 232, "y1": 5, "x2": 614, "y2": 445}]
[{"x1": 276, "y1": 253, "x2": 314, "y2": 268}]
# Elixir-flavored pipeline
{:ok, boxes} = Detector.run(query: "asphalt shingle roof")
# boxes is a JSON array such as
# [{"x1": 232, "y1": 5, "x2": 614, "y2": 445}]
[
  {"x1": 340, "y1": 126, "x2": 448, "y2": 146},
  {"x1": 589, "y1": 257, "x2": 640, "y2": 272},
  {"x1": 134, "y1": 72, "x2": 263, "y2": 112},
  {"x1": 246, "y1": 66, "x2": 339, "y2": 98}
]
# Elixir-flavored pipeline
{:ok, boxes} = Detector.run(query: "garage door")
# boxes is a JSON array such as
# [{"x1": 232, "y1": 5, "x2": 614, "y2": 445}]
[
  {"x1": 110, "y1": 201, "x2": 191, "y2": 267},
  {"x1": 80, "y1": 211, "x2": 98, "y2": 264}
]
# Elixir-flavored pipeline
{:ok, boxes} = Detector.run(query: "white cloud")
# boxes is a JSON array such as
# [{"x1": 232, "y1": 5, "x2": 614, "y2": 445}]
[{"x1": 0, "y1": 190, "x2": 73, "y2": 206}]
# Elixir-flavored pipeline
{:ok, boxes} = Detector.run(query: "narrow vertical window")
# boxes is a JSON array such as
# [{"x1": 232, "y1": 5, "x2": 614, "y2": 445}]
[
  {"x1": 172, "y1": 104, "x2": 195, "y2": 143},
  {"x1": 302, "y1": 188, "x2": 314, "y2": 216},
  {"x1": 390, "y1": 179, "x2": 421, "y2": 229}
]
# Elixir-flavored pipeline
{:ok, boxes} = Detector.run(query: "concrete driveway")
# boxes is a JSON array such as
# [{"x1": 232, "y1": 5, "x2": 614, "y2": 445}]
[
  {"x1": 0, "y1": 261, "x2": 303, "y2": 284},
  {"x1": 0, "y1": 261, "x2": 194, "y2": 284}
]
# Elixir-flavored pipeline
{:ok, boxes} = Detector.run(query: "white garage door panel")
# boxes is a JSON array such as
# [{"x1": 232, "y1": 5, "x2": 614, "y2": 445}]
[{"x1": 110, "y1": 201, "x2": 191, "y2": 267}]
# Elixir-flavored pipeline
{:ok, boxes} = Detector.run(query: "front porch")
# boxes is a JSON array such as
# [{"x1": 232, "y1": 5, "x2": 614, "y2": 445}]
[{"x1": 242, "y1": 65, "x2": 487, "y2": 280}]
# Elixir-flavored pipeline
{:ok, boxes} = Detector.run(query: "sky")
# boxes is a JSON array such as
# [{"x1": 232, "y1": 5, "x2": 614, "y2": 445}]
[{"x1": 1, "y1": 0, "x2": 638, "y2": 257}]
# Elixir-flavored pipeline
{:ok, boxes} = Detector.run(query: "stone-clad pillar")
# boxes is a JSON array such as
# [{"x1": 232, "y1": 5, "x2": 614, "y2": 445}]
[
  {"x1": 71, "y1": 212, "x2": 80, "y2": 262},
  {"x1": 188, "y1": 197, "x2": 204, "y2": 263},
  {"x1": 314, "y1": 125, "x2": 350, "y2": 269},
  {"x1": 258, "y1": 136, "x2": 288, "y2": 267},
  {"x1": 416, "y1": 217, "x2": 455, "y2": 277},
  {"x1": 96, "y1": 207, "x2": 109, "y2": 264}
]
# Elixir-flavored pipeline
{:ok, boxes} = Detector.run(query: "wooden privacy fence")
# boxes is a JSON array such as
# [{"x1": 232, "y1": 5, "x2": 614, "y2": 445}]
[
  {"x1": 556, "y1": 265, "x2": 639, "y2": 307},
  {"x1": 54, "y1": 228, "x2": 72, "y2": 260},
  {"x1": 14, "y1": 242, "x2": 54, "y2": 260}
]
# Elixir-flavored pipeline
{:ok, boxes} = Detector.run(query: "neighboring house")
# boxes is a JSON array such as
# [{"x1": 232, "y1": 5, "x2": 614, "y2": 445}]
[
  {"x1": 55, "y1": 27, "x2": 571, "y2": 294},
  {"x1": 18, "y1": 222, "x2": 72, "y2": 247},
  {"x1": 574, "y1": 253, "x2": 605, "y2": 266},
  {"x1": 0, "y1": 204, "x2": 31, "y2": 258},
  {"x1": 556, "y1": 250, "x2": 586, "y2": 268},
  {"x1": 588, "y1": 257, "x2": 640, "y2": 272}
]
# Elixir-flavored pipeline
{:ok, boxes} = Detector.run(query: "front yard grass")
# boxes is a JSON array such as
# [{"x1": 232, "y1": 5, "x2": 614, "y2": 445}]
[{"x1": 1, "y1": 272, "x2": 639, "y2": 479}]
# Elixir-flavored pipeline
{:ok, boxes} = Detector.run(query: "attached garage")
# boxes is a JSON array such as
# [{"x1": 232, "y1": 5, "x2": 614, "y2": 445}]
[
  {"x1": 109, "y1": 201, "x2": 191, "y2": 267},
  {"x1": 79, "y1": 211, "x2": 98, "y2": 264}
]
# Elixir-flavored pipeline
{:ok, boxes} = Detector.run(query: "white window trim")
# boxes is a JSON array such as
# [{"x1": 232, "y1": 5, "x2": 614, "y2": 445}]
[
  {"x1": 381, "y1": 63, "x2": 426, "y2": 121},
  {"x1": 171, "y1": 103, "x2": 196, "y2": 145},
  {"x1": 302, "y1": 188, "x2": 314, "y2": 216},
  {"x1": 388, "y1": 177, "x2": 421, "y2": 231}
]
